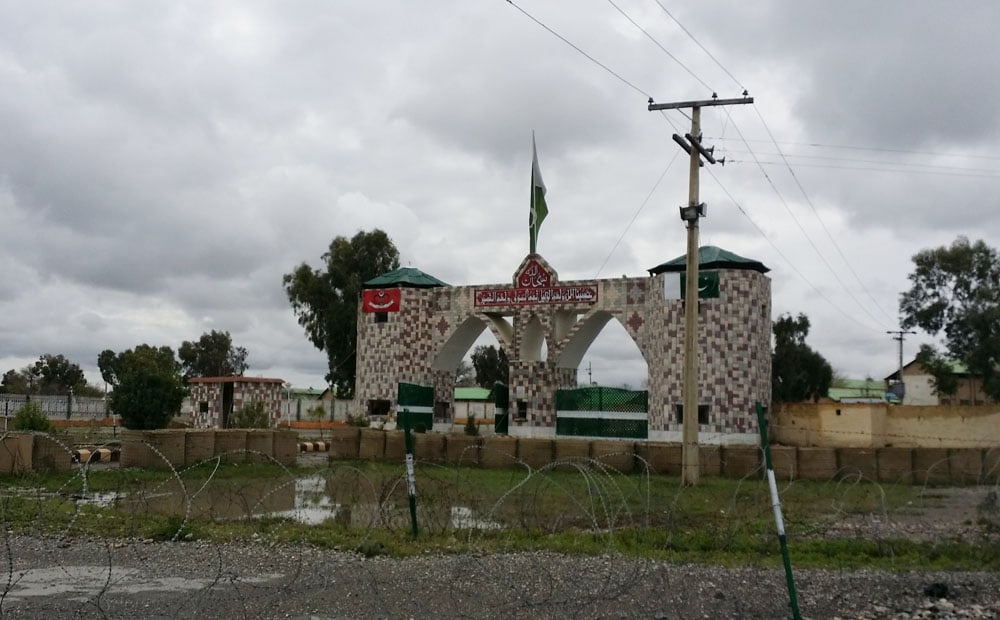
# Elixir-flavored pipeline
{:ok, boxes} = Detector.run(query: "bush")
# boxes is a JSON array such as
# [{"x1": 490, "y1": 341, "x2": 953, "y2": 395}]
[
  {"x1": 12, "y1": 401, "x2": 52, "y2": 432},
  {"x1": 346, "y1": 412, "x2": 370, "y2": 427},
  {"x1": 229, "y1": 401, "x2": 271, "y2": 429},
  {"x1": 306, "y1": 404, "x2": 326, "y2": 423},
  {"x1": 464, "y1": 413, "x2": 479, "y2": 436},
  {"x1": 111, "y1": 368, "x2": 186, "y2": 430}
]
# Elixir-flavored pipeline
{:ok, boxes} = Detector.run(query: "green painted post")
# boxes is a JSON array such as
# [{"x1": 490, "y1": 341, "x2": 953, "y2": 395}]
[
  {"x1": 756, "y1": 401, "x2": 800, "y2": 619},
  {"x1": 66, "y1": 389, "x2": 73, "y2": 420},
  {"x1": 402, "y1": 409, "x2": 418, "y2": 538}
]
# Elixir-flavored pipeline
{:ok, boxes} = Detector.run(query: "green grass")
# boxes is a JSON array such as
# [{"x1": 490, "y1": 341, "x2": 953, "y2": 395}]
[{"x1": 0, "y1": 460, "x2": 996, "y2": 571}]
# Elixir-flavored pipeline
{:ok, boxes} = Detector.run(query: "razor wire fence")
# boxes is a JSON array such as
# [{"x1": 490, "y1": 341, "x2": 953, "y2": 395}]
[{"x1": 0, "y1": 429, "x2": 998, "y2": 618}]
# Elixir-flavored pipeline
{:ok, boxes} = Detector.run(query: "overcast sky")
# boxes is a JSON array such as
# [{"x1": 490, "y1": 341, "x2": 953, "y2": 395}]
[{"x1": 2, "y1": 1, "x2": 998, "y2": 392}]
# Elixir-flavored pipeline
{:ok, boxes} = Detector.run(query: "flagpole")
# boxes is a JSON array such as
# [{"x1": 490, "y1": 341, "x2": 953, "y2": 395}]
[{"x1": 530, "y1": 131, "x2": 537, "y2": 254}]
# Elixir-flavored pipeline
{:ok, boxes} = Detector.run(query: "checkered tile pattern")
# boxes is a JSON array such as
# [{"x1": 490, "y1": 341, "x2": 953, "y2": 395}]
[
  {"x1": 355, "y1": 254, "x2": 771, "y2": 436},
  {"x1": 189, "y1": 378, "x2": 284, "y2": 428}
]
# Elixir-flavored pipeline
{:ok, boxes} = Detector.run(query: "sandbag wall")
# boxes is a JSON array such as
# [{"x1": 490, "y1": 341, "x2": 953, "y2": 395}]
[
  {"x1": 321, "y1": 427, "x2": 1000, "y2": 485},
  {"x1": 120, "y1": 429, "x2": 299, "y2": 470}
]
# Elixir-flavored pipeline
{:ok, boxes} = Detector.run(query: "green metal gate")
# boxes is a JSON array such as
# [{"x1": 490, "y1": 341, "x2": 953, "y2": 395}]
[
  {"x1": 397, "y1": 382, "x2": 434, "y2": 431},
  {"x1": 555, "y1": 386, "x2": 648, "y2": 439}
]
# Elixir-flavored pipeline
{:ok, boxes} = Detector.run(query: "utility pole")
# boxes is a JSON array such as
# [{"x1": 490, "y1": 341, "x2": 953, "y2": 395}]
[
  {"x1": 648, "y1": 93, "x2": 753, "y2": 486},
  {"x1": 887, "y1": 329, "x2": 916, "y2": 403}
]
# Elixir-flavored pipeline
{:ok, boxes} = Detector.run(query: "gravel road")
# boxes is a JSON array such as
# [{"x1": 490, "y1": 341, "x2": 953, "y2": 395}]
[{"x1": 1, "y1": 535, "x2": 997, "y2": 619}]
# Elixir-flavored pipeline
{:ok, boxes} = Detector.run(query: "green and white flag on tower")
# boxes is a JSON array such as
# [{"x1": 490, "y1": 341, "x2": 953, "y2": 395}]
[{"x1": 529, "y1": 133, "x2": 548, "y2": 254}]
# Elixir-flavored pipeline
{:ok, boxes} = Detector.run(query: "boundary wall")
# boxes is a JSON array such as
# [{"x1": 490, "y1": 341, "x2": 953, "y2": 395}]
[
  {"x1": 5, "y1": 429, "x2": 998, "y2": 485},
  {"x1": 772, "y1": 403, "x2": 1000, "y2": 448},
  {"x1": 321, "y1": 428, "x2": 1000, "y2": 485}
]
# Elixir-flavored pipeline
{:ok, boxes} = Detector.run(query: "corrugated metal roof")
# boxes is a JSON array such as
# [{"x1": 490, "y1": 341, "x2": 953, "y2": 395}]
[
  {"x1": 454, "y1": 387, "x2": 491, "y2": 401},
  {"x1": 363, "y1": 267, "x2": 449, "y2": 289},
  {"x1": 647, "y1": 245, "x2": 769, "y2": 275}
]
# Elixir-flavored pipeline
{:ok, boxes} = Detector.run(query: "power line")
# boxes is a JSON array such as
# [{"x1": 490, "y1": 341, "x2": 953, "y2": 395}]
[
  {"x1": 718, "y1": 150, "x2": 1000, "y2": 175},
  {"x1": 646, "y1": 1, "x2": 898, "y2": 328},
  {"x1": 751, "y1": 104, "x2": 898, "y2": 325},
  {"x1": 707, "y1": 136, "x2": 1000, "y2": 162},
  {"x1": 594, "y1": 148, "x2": 681, "y2": 278},
  {"x1": 504, "y1": 0, "x2": 652, "y2": 100},
  {"x1": 725, "y1": 159, "x2": 1000, "y2": 179},
  {"x1": 724, "y1": 109, "x2": 891, "y2": 330},
  {"x1": 650, "y1": 0, "x2": 745, "y2": 91},
  {"x1": 705, "y1": 167, "x2": 885, "y2": 333},
  {"x1": 605, "y1": 0, "x2": 713, "y2": 91}
]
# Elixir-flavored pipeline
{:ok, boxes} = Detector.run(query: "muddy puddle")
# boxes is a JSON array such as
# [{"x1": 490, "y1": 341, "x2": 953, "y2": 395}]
[{"x1": 69, "y1": 474, "x2": 504, "y2": 531}]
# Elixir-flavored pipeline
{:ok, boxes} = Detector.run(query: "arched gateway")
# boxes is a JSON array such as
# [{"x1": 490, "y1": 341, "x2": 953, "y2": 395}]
[{"x1": 355, "y1": 246, "x2": 771, "y2": 444}]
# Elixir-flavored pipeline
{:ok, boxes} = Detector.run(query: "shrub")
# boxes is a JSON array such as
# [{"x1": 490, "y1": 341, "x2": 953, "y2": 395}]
[
  {"x1": 464, "y1": 413, "x2": 479, "y2": 436},
  {"x1": 111, "y1": 367, "x2": 186, "y2": 430},
  {"x1": 229, "y1": 401, "x2": 271, "y2": 429},
  {"x1": 306, "y1": 404, "x2": 326, "y2": 423},
  {"x1": 346, "y1": 412, "x2": 370, "y2": 427},
  {"x1": 12, "y1": 401, "x2": 52, "y2": 432}
]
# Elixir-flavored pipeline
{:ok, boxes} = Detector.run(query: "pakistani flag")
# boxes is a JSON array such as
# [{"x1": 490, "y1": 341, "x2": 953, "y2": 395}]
[{"x1": 529, "y1": 134, "x2": 548, "y2": 254}]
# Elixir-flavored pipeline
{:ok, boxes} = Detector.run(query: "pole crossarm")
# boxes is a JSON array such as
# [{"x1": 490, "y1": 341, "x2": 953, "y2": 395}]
[{"x1": 648, "y1": 96, "x2": 753, "y2": 111}]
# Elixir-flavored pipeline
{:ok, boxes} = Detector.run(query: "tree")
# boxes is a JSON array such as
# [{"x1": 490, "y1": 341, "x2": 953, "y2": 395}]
[
  {"x1": 283, "y1": 229, "x2": 400, "y2": 398},
  {"x1": 771, "y1": 313, "x2": 833, "y2": 403},
  {"x1": 1, "y1": 367, "x2": 35, "y2": 394},
  {"x1": 900, "y1": 236, "x2": 1000, "y2": 400},
  {"x1": 32, "y1": 354, "x2": 86, "y2": 395},
  {"x1": 455, "y1": 360, "x2": 476, "y2": 387},
  {"x1": 1, "y1": 354, "x2": 101, "y2": 396},
  {"x1": 178, "y1": 330, "x2": 249, "y2": 380},
  {"x1": 914, "y1": 344, "x2": 959, "y2": 398},
  {"x1": 100, "y1": 345, "x2": 185, "y2": 430},
  {"x1": 470, "y1": 345, "x2": 509, "y2": 389}
]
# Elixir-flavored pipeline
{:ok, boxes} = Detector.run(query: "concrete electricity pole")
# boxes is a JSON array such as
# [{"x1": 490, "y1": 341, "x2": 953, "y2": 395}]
[
  {"x1": 887, "y1": 329, "x2": 916, "y2": 402},
  {"x1": 648, "y1": 93, "x2": 753, "y2": 486}
]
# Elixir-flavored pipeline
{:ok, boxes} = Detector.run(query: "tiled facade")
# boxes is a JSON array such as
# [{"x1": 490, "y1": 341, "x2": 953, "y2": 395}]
[
  {"x1": 355, "y1": 254, "x2": 771, "y2": 440},
  {"x1": 188, "y1": 377, "x2": 285, "y2": 429}
]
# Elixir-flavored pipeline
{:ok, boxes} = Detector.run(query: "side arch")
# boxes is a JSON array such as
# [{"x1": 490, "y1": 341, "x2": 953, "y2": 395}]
[
  {"x1": 555, "y1": 310, "x2": 647, "y2": 370},
  {"x1": 431, "y1": 313, "x2": 513, "y2": 372}
]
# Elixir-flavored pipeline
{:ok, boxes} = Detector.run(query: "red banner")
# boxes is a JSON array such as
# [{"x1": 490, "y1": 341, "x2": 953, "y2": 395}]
[{"x1": 361, "y1": 288, "x2": 401, "y2": 313}]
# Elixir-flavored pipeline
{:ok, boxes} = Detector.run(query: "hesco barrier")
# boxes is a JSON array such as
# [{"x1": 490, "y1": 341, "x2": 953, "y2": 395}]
[
  {"x1": 0, "y1": 433, "x2": 34, "y2": 474},
  {"x1": 185, "y1": 430, "x2": 216, "y2": 466},
  {"x1": 121, "y1": 429, "x2": 297, "y2": 470},
  {"x1": 215, "y1": 431, "x2": 247, "y2": 463},
  {"x1": 55, "y1": 426, "x2": 998, "y2": 485},
  {"x1": 33, "y1": 434, "x2": 72, "y2": 472},
  {"x1": 317, "y1": 431, "x2": 1000, "y2": 485}
]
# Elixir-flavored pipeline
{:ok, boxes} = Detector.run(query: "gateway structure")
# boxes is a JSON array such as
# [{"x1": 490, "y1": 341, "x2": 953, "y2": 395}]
[{"x1": 354, "y1": 246, "x2": 771, "y2": 444}]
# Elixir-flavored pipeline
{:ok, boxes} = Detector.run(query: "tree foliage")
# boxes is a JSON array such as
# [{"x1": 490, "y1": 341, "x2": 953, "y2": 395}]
[
  {"x1": 900, "y1": 236, "x2": 1000, "y2": 400},
  {"x1": 178, "y1": 330, "x2": 249, "y2": 380},
  {"x1": 283, "y1": 229, "x2": 400, "y2": 398},
  {"x1": 228, "y1": 401, "x2": 271, "y2": 429},
  {"x1": 0, "y1": 368, "x2": 32, "y2": 394},
  {"x1": 914, "y1": 344, "x2": 959, "y2": 397},
  {"x1": 100, "y1": 345, "x2": 186, "y2": 430},
  {"x1": 1, "y1": 354, "x2": 100, "y2": 396},
  {"x1": 455, "y1": 360, "x2": 476, "y2": 387},
  {"x1": 771, "y1": 313, "x2": 833, "y2": 403},
  {"x1": 471, "y1": 345, "x2": 509, "y2": 389}
]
